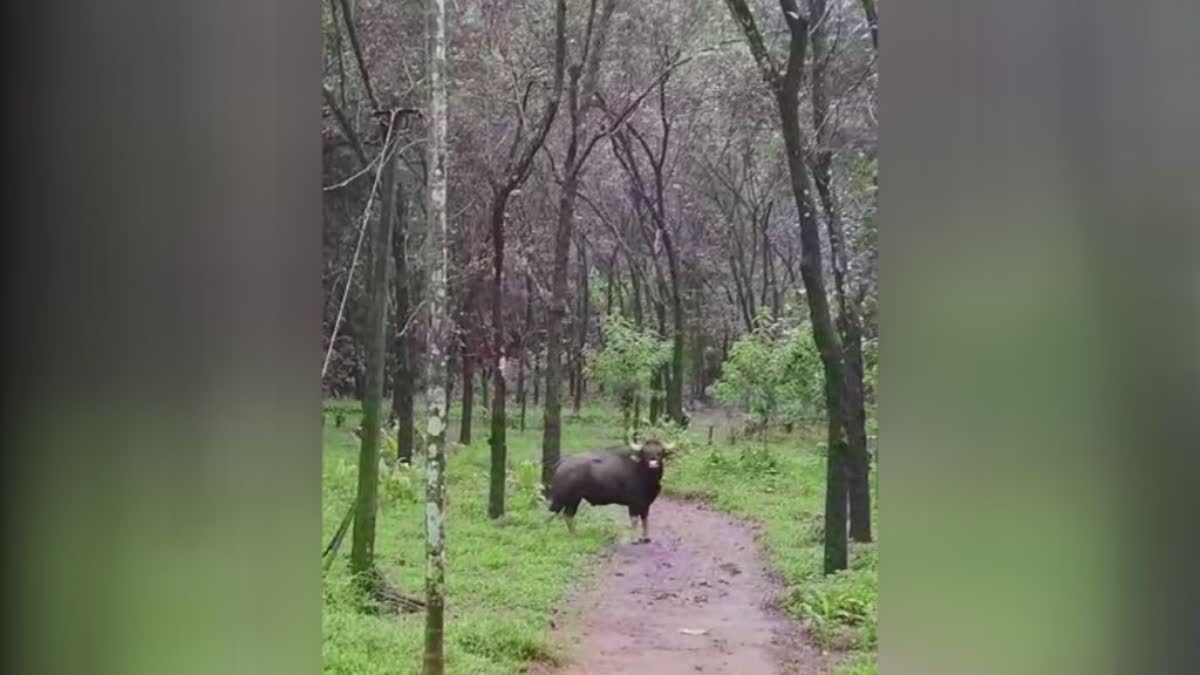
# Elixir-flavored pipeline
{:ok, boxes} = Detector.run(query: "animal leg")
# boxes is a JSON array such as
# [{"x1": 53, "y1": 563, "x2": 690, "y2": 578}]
[
  {"x1": 641, "y1": 513, "x2": 650, "y2": 543},
  {"x1": 563, "y1": 501, "x2": 580, "y2": 535}
]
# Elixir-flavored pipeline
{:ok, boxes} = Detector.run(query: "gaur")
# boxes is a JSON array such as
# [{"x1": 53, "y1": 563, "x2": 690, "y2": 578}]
[{"x1": 547, "y1": 439, "x2": 675, "y2": 543}]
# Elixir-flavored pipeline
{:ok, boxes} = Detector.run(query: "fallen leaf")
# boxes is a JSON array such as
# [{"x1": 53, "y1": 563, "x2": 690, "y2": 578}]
[{"x1": 679, "y1": 628, "x2": 708, "y2": 636}]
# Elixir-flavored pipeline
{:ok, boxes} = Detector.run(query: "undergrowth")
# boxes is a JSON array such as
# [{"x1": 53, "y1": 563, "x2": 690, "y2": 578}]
[{"x1": 322, "y1": 402, "x2": 626, "y2": 675}]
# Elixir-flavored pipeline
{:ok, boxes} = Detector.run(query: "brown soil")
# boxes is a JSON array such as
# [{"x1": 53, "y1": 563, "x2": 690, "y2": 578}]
[{"x1": 531, "y1": 497, "x2": 831, "y2": 675}]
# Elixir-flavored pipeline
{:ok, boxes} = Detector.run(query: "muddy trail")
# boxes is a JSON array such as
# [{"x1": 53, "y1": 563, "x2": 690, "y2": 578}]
[{"x1": 533, "y1": 497, "x2": 830, "y2": 675}]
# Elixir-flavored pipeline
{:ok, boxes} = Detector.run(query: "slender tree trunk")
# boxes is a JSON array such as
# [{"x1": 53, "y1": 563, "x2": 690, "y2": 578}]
[
  {"x1": 444, "y1": 346, "x2": 454, "y2": 418},
  {"x1": 487, "y1": 192, "x2": 509, "y2": 518},
  {"x1": 350, "y1": 129, "x2": 397, "y2": 585},
  {"x1": 481, "y1": 366, "x2": 490, "y2": 411},
  {"x1": 542, "y1": 53, "x2": 589, "y2": 489},
  {"x1": 423, "y1": 0, "x2": 448, "y2": 669},
  {"x1": 573, "y1": 242, "x2": 589, "y2": 414},
  {"x1": 662, "y1": 235, "x2": 685, "y2": 425},
  {"x1": 780, "y1": 91, "x2": 851, "y2": 573},
  {"x1": 723, "y1": 0, "x2": 851, "y2": 573},
  {"x1": 567, "y1": 355, "x2": 578, "y2": 410},
  {"x1": 649, "y1": 299, "x2": 667, "y2": 424},
  {"x1": 860, "y1": 0, "x2": 879, "y2": 51},
  {"x1": 517, "y1": 356, "x2": 527, "y2": 432},
  {"x1": 392, "y1": 166, "x2": 416, "y2": 464},
  {"x1": 776, "y1": 56, "x2": 851, "y2": 574},
  {"x1": 518, "y1": 274, "x2": 532, "y2": 432},
  {"x1": 532, "y1": 351, "x2": 540, "y2": 405},
  {"x1": 459, "y1": 351, "x2": 474, "y2": 444},
  {"x1": 809, "y1": 0, "x2": 871, "y2": 543},
  {"x1": 542, "y1": 0, "x2": 615, "y2": 488},
  {"x1": 542, "y1": 165, "x2": 577, "y2": 487}
]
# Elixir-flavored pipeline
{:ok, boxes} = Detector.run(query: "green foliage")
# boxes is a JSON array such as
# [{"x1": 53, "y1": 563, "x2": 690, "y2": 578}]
[
  {"x1": 835, "y1": 652, "x2": 879, "y2": 675},
  {"x1": 709, "y1": 312, "x2": 823, "y2": 430},
  {"x1": 379, "y1": 461, "x2": 420, "y2": 510},
  {"x1": 786, "y1": 566, "x2": 878, "y2": 651},
  {"x1": 636, "y1": 417, "x2": 689, "y2": 448},
  {"x1": 586, "y1": 314, "x2": 671, "y2": 423}
]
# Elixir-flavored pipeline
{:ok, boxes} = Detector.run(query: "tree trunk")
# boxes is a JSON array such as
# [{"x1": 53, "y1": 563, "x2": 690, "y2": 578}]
[
  {"x1": 444, "y1": 346, "x2": 454, "y2": 418},
  {"x1": 648, "y1": 299, "x2": 667, "y2": 424},
  {"x1": 542, "y1": 164, "x2": 577, "y2": 488},
  {"x1": 723, "y1": 0, "x2": 851, "y2": 573},
  {"x1": 392, "y1": 165, "x2": 416, "y2": 465},
  {"x1": 542, "y1": 0, "x2": 616, "y2": 488},
  {"x1": 350, "y1": 129, "x2": 397, "y2": 585},
  {"x1": 860, "y1": 0, "x2": 879, "y2": 51},
  {"x1": 518, "y1": 274, "x2": 532, "y2": 432},
  {"x1": 541, "y1": 53, "x2": 589, "y2": 489},
  {"x1": 459, "y1": 352, "x2": 474, "y2": 444},
  {"x1": 573, "y1": 241, "x2": 589, "y2": 414},
  {"x1": 809, "y1": 0, "x2": 871, "y2": 543},
  {"x1": 776, "y1": 37, "x2": 851, "y2": 574},
  {"x1": 488, "y1": 191, "x2": 510, "y2": 519},
  {"x1": 423, "y1": 0, "x2": 448, "y2": 669},
  {"x1": 532, "y1": 351, "x2": 540, "y2": 405},
  {"x1": 663, "y1": 235, "x2": 685, "y2": 425}
]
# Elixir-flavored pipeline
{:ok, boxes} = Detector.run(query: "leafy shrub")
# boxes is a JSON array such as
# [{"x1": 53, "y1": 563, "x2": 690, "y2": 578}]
[
  {"x1": 586, "y1": 314, "x2": 671, "y2": 433},
  {"x1": 786, "y1": 566, "x2": 878, "y2": 651},
  {"x1": 710, "y1": 311, "x2": 823, "y2": 434},
  {"x1": 510, "y1": 459, "x2": 546, "y2": 509},
  {"x1": 378, "y1": 461, "x2": 419, "y2": 509}
]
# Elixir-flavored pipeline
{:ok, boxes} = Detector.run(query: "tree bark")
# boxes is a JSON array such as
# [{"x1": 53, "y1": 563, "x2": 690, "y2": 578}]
[
  {"x1": 724, "y1": 0, "x2": 851, "y2": 573},
  {"x1": 392, "y1": 166, "x2": 416, "y2": 465},
  {"x1": 459, "y1": 351, "x2": 474, "y2": 444},
  {"x1": 860, "y1": 0, "x2": 879, "y2": 51},
  {"x1": 573, "y1": 241, "x2": 589, "y2": 415},
  {"x1": 350, "y1": 126, "x2": 397, "y2": 584},
  {"x1": 809, "y1": 0, "x2": 871, "y2": 542},
  {"x1": 532, "y1": 350, "x2": 540, "y2": 405},
  {"x1": 423, "y1": 0, "x2": 449, "y2": 669},
  {"x1": 542, "y1": 0, "x2": 617, "y2": 487},
  {"x1": 487, "y1": 192, "x2": 508, "y2": 518},
  {"x1": 542, "y1": 159, "x2": 577, "y2": 487}
]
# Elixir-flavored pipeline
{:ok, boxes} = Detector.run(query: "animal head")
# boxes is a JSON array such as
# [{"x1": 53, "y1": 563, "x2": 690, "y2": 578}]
[{"x1": 628, "y1": 439, "x2": 675, "y2": 470}]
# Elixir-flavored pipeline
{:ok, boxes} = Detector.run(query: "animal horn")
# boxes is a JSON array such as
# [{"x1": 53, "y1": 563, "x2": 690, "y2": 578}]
[
  {"x1": 663, "y1": 441, "x2": 676, "y2": 453},
  {"x1": 629, "y1": 440, "x2": 644, "y2": 452}
]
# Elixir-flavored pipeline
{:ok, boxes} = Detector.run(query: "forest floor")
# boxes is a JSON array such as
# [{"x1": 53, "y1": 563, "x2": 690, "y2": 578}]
[{"x1": 321, "y1": 399, "x2": 876, "y2": 675}]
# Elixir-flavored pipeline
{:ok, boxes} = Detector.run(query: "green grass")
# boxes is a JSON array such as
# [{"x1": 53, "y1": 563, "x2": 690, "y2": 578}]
[
  {"x1": 667, "y1": 422, "x2": 879, "y2": 673},
  {"x1": 323, "y1": 400, "x2": 878, "y2": 674},
  {"x1": 322, "y1": 401, "x2": 628, "y2": 675}
]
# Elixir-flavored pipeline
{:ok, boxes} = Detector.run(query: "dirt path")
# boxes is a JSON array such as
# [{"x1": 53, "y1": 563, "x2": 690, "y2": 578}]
[{"x1": 535, "y1": 497, "x2": 829, "y2": 675}]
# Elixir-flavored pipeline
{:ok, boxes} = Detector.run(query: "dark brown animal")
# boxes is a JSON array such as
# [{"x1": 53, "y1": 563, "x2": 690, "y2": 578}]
[{"x1": 547, "y1": 439, "x2": 675, "y2": 543}]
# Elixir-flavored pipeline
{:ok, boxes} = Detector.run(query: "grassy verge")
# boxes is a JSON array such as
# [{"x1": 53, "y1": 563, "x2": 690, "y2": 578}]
[
  {"x1": 322, "y1": 400, "x2": 625, "y2": 675},
  {"x1": 667, "y1": 422, "x2": 879, "y2": 674},
  {"x1": 323, "y1": 400, "x2": 878, "y2": 674}
]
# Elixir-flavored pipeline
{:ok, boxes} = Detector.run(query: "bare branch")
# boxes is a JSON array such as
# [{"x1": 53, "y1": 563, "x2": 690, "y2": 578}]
[{"x1": 337, "y1": 0, "x2": 379, "y2": 110}]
